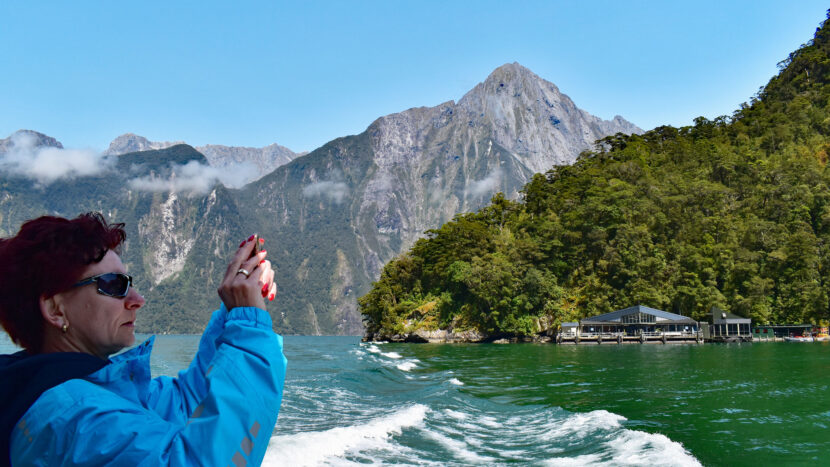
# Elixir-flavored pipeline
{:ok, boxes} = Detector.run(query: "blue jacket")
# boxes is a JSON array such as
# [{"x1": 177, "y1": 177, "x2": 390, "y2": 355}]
[{"x1": 8, "y1": 306, "x2": 286, "y2": 466}]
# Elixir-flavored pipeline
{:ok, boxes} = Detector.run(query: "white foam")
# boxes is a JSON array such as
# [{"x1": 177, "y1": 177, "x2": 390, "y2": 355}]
[
  {"x1": 546, "y1": 410, "x2": 625, "y2": 439},
  {"x1": 449, "y1": 378, "x2": 464, "y2": 386},
  {"x1": 544, "y1": 453, "x2": 604, "y2": 466},
  {"x1": 421, "y1": 428, "x2": 495, "y2": 464},
  {"x1": 478, "y1": 416, "x2": 502, "y2": 429},
  {"x1": 397, "y1": 361, "x2": 417, "y2": 371},
  {"x1": 443, "y1": 409, "x2": 468, "y2": 420},
  {"x1": 263, "y1": 404, "x2": 428, "y2": 466},
  {"x1": 381, "y1": 351, "x2": 402, "y2": 359},
  {"x1": 603, "y1": 429, "x2": 701, "y2": 466},
  {"x1": 541, "y1": 410, "x2": 700, "y2": 466},
  {"x1": 366, "y1": 345, "x2": 381, "y2": 354}
]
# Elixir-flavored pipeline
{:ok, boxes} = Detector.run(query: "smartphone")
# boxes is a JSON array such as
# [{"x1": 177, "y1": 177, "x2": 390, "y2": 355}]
[{"x1": 250, "y1": 234, "x2": 261, "y2": 257}]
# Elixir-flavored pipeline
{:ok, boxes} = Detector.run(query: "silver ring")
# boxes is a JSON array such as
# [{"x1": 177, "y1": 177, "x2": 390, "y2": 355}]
[{"x1": 237, "y1": 268, "x2": 250, "y2": 278}]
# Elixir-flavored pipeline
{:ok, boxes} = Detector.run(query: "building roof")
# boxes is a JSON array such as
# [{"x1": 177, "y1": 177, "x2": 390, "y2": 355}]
[
  {"x1": 582, "y1": 305, "x2": 695, "y2": 323},
  {"x1": 710, "y1": 306, "x2": 751, "y2": 324},
  {"x1": 562, "y1": 322, "x2": 579, "y2": 327}
]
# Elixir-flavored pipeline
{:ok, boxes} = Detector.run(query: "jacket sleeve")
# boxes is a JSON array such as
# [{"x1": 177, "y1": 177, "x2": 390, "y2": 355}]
[
  {"x1": 10, "y1": 306, "x2": 287, "y2": 467},
  {"x1": 145, "y1": 304, "x2": 236, "y2": 420}
]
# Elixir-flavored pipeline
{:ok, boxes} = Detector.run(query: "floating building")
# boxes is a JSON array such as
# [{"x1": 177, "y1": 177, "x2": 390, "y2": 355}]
[
  {"x1": 558, "y1": 305, "x2": 701, "y2": 344},
  {"x1": 701, "y1": 307, "x2": 752, "y2": 342}
]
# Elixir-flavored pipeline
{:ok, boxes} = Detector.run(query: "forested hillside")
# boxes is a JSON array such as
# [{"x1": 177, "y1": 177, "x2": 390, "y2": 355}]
[{"x1": 360, "y1": 12, "x2": 830, "y2": 339}]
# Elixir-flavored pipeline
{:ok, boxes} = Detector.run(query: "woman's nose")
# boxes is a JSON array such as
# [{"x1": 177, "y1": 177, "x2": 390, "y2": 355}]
[{"x1": 125, "y1": 287, "x2": 145, "y2": 310}]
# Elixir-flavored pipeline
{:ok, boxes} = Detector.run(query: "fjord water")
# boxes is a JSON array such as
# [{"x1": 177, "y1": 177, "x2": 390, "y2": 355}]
[
  {"x1": 2, "y1": 335, "x2": 828, "y2": 465},
  {"x1": 149, "y1": 336, "x2": 830, "y2": 466}
]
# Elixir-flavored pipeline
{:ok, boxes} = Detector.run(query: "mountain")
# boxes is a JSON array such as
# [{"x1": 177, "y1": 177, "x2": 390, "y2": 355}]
[
  {"x1": 197, "y1": 143, "x2": 299, "y2": 181},
  {"x1": 237, "y1": 62, "x2": 640, "y2": 334},
  {"x1": 360, "y1": 13, "x2": 830, "y2": 340},
  {"x1": 455, "y1": 62, "x2": 640, "y2": 173},
  {"x1": 103, "y1": 133, "x2": 183, "y2": 155},
  {"x1": 105, "y1": 134, "x2": 300, "y2": 184},
  {"x1": 0, "y1": 130, "x2": 63, "y2": 153},
  {"x1": 0, "y1": 63, "x2": 640, "y2": 335}
]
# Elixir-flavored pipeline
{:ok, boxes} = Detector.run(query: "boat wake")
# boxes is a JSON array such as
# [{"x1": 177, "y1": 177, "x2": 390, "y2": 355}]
[{"x1": 262, "y1": 341, "x2": 701, "y2": 466}]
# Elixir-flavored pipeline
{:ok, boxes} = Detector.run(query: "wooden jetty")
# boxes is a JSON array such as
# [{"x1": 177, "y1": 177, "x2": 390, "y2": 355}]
[{"x1": 556, "y1": 331, "x2": 703, "y2": 345}]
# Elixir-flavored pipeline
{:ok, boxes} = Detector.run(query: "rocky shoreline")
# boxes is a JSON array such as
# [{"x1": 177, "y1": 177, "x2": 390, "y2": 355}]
[{"x1": 362, "y1": 329, "x2": 554, "y2": 344}]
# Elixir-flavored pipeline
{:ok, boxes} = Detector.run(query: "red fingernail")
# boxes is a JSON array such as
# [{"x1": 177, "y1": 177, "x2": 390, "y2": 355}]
[
  {"x1": 260, "y1": 259, "x2": 266, "y2": 264},
  {"x1": 262, "y1": 284, "x2": 269, "y2": 293},
  {"x1": 259, "y1": 238, "x2": 265, "y2": 244},
  {"x1": 247, "y1": 234, "x2": 255, "y2": 241},
  {"x1": 260, "y1": 250, "x2": 267, "y2": 255},
  {"x1": 269, "y1": 293, "x2": 275, "y2": 301},
  {"x1": 239, "y1": 240, "x2": 246, "y2": 247}
]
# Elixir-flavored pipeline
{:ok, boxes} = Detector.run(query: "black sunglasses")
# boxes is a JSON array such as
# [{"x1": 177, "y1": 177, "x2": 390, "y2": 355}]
[{"x1": 72, "y1": 272, "x2": 133, "y2": 298}]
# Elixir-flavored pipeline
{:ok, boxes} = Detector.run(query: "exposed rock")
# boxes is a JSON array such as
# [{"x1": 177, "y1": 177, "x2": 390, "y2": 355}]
[
  {"x1": 197, "y1": 143, "x2": 297, "y2": 182},
  {"x1": 0, "y1": 130, "x2": 64, "y2": 153},
  {"x1": 137, "y1": 191, "x2": 196, "y2": 286},
  {"x1": 104, "y1": 133, "x2": 182, "y2": 155},
  {"x1": 105, "y1": 134, "x2": 298, "y2": 184},
  {"x1": 356, "y1": 62, "x2": 641, "y2": 280},
  {"x1": 362, "y1": 328, "x2": 551, "y2": 343}
]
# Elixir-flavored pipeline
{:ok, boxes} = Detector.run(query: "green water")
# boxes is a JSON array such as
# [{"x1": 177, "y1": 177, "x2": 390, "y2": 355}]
[
  {"x1": 401, "y1": 341, "x2": 830, "y2": 466},
  {"x1": 3, "y1": 333, "x2": 827, "y2": 465}
]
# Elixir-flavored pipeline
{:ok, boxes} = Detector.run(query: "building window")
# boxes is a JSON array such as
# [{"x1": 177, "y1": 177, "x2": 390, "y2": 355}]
[{"x1": 622, "y1": 312, "x2": 656, "y2": 324}]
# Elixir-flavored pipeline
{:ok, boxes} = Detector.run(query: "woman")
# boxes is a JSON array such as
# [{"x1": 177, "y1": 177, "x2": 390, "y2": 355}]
[{"x1": 0, "y1": 213, "x2": 286, "y2": 466}]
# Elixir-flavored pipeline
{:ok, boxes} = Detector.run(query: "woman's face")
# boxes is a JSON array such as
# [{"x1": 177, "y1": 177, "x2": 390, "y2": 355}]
[{"x1": 58, "y1": 250, "x2": 145, "y2": 358}]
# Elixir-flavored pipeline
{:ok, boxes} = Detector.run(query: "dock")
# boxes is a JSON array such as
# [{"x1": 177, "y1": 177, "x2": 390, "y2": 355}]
[{"x1": 556, "y1": 331, "x2": 703, "y2": 345}]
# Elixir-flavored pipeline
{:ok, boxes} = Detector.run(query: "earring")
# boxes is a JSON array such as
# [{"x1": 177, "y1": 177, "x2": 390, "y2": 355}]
[{"x1": 61, "y1": 324, "x2": 68, "y2": 333}]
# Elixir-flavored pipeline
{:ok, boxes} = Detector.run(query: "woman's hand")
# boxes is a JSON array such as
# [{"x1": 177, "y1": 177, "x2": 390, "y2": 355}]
[{"x1": 218, "y1": 235, "x2": 277, "y2": 311}]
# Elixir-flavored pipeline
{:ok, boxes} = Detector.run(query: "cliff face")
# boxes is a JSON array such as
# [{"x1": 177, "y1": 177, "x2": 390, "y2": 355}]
[
  {"x1": 354, "y1": 63, "x2": 639, "y2": 280},
  {"x1": 0, "y1": 63, "x2": 640, "y2": 335}
]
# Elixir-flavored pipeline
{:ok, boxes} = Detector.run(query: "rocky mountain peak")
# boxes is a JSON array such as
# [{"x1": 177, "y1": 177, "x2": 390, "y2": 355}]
[
  {"x1": 0, "y1": 130, "x2": 64, "y2": 154},
  {"x1": 452, "y1": 62, "x2": 641, "y2": 173},
  {"x1": 104, "y1": 133, "x2": 182, "y2": 156},
  {"x1": 485, "y1": 62, "x2": 559, "y2": 92},
  {"x1": 104, "y1": 134, "x2": 297, "y2": 184}
]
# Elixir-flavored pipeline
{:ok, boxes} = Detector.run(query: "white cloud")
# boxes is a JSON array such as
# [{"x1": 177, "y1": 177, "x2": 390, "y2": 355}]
[
  {"x1": 303, "y1": 180, "x2": 349, "y2": 204},
  {"x1": 465, "y1": 167, "x2": 502, "y2": 198},
  {"x1": 0, "y1": 132, "x2": 113, "y2": 183},
  {"x1": 128, "y1": 160, "x2": 257, "y2": 195}
]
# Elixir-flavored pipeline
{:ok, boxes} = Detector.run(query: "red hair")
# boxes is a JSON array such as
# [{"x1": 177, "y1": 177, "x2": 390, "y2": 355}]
[{"x1": 0, "y1": 212, "x2": 126, "y2": 352}]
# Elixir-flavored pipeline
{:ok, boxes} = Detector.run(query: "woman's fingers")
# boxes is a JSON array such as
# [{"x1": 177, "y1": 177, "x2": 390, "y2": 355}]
[
  {"x1": 238, "y1": 250, "x2": 267, "y2": 279},
  {"x1": 219, "y1": 236, "x2": 272, "y2": 310},
  {"x1": 225, "y1": 235, "x2": 257, "y2": 278},
  {"x1": 255, "y1": 261, "x2": 277, "y2": 299}
]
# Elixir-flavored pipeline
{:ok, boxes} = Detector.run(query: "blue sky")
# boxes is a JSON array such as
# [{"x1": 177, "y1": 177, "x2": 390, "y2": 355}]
[{"x1": 1, "y1": 1, "x2": 827, "y2": 153}]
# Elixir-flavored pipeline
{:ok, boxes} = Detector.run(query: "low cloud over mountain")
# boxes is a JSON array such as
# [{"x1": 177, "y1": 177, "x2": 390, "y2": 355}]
[
  {"x1": 128, "y1": 159, "x2": 258, "y2": 195},
  {"x1": 0, "y1": 131, "x2": 114, "y2": 184}
]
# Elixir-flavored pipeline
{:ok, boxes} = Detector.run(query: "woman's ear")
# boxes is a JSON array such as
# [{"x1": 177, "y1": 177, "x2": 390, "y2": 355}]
[{"x1": 39, "y1": 295, "x2": 66, "y2": 329}]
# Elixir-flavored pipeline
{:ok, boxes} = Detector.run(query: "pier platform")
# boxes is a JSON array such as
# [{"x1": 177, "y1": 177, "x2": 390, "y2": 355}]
[{"x1": 556, "y1": 332, "x2": 703, "y2": 345}]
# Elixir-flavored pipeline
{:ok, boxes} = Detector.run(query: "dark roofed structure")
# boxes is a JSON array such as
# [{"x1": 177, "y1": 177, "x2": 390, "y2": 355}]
[
  {"x1": 583, "y1": 305, "x2": 697, "y2": 325},
  {"x1": 563, "y1": 304, "x2": 700, "y2": 344},
  {"x1": 702, "y1": 306, "x2": 751, "y2": 342}
]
